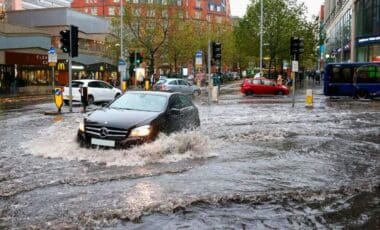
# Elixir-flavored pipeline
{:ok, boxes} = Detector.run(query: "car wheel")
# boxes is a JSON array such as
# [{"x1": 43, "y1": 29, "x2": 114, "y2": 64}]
[
  {"x1": 88, "y1": 95, "x2": 94, "y2": 105},
  {"x1": 245, "y1": 90, "x2": 253, "y2": 96},
  {"x1": 277, "y1": 90, "x2": 284, "y2": 95},
  {"x1": 193, "y1": 89, "x2": 201, "y2": 96},
  {"x1": 355, "y1": 90, "x2": 369, "y2": 99}
]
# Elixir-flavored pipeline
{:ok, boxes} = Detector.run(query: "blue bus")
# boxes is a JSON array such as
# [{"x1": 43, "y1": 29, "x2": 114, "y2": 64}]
[{"x1": 324, "y1": 62, "x2": 380, "y2": 99}]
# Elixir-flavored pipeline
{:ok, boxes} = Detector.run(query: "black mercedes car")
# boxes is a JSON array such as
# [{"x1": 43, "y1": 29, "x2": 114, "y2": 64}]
[{"x1": 77, "y1": 91, "x2": 200, "y2": 148}]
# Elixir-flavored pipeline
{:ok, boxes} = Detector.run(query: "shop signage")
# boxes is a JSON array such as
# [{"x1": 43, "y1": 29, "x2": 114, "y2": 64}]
[
  {"x1": 5, "y1": 52, "x2": 48, "y2": 66},
  {"x1": 357, "y1": 36, "x2": 380, "y2": 45}
]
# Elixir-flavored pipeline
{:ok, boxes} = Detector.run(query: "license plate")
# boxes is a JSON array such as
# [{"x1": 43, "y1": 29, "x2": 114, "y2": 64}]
[{"x1": 91, "y1": 138, "x2": 115, "y2": 147}]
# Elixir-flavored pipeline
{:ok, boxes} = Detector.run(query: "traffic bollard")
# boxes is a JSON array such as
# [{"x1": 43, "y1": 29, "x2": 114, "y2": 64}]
[{"x1": 305, "y1": 89, "x2": 313, "y2": 108}]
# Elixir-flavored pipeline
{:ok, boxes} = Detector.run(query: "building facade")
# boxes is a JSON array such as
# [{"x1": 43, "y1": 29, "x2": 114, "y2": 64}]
[
  {"x1": 323, "y1": 0, "x2": 353, "y2": 63},
  {"x1": 355, "y1": 0, "x2": 380, "y2": 62},
  {"x1": 71, "y1": 0, "x2": 231, "y2": 24},
  {"x1": 0, "y1": 0, "x2": 72, "y2": 10},
  {"x1": 323, "y1": 0, "x2": 380, "y2": 63},
  {"x1": 0, "y1": 8, "x2": 117, "y2": 95}
]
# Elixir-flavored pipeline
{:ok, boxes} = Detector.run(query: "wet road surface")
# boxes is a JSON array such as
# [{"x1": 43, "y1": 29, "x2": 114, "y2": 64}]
[{"x1": 0, "y1": 84, "x2": 379, "y2": 229}]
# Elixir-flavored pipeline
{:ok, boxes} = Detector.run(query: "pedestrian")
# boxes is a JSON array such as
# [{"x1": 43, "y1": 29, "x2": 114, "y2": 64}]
[
  {"x1": 316, "y1": 71, "x2": 321, "y2": 85},
  {"x1": 150, "y1": 74, "x2": 155, "y2": 87},
  {"x1": 276, "y1": 74, "x2": 283, "y2": 85},
  {"x1": 10, "y1": 75, "x2": 17, "y2": 95}
]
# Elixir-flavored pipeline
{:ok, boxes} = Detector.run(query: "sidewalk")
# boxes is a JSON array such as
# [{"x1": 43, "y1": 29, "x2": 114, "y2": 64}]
[{"x1": 0, "y1": 93, "x2": 52, "y2": 104}]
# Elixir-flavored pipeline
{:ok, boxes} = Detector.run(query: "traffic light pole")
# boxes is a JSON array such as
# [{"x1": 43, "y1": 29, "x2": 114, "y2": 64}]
[
  {"x1": 292, "y1": 55, "x2": 296, "y2": 108},
  {"x1": 68, "y1": 27, "x2": 73, "y2": 113},
  {"x1": 207, "y1": 40, "x2": 211, "y2": 105}
]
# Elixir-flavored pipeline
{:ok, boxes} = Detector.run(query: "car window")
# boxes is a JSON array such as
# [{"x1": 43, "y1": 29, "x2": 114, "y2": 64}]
[
  {"x1": 178, "y1": 95, "x2": 193, "y2": 108},
  {"x1": 98, "y1": 81, "x2": 112, "y2": 89},
  {"x1": 168, "y1": 80, "x2": 178, "y2": 85},
  {"x1": 253, "y1": 79, "x2": 261, "y2": 84},
  {"x1": 178, "y1": 80, "x2": 188, "y2": 86},
  {"x1": 263, "y1": 80, "x2": 274, "y2": 86},
  {"x1": 88, "y1": 81, "x2": 100, "y2": 88},
  {"x1": 70, "y1": 81, "x2": 84, "y2": 87},
  {"x1": 156, "y1": 79, "x2": 167, "y2": 84},
  {"x1": 168, "y1": 95, "x2": 181, "y2": 109},
  {"x1": 110, "y1": 93, "x2": 167, "y2": 112}
]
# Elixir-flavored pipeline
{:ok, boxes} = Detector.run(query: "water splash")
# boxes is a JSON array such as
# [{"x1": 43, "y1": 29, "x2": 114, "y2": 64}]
[{"x1": 21, "y1": 116, "x2": 214, "y2": 167}]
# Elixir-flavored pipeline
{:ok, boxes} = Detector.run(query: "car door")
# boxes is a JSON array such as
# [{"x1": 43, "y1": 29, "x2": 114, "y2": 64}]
[
  {"x1": 98, "y1": 81, "x2": 115, "y2": 101},
  {"x1": 64, "y1": 80, "x2": 83, "y2": 101},
  {"x1": 167, "y1": 79, "x2": 179, "y2": 92},
  {"x1": 87, "y1": 81, "x2": 102, "y2": 102},
  {"x1": 166, "y1": 94, "x2": 183, "y2": 132},
  {"x1": 177, "y1": 94, "x2": 198, "y2": 128},
  {"x1": 178, "y1": 80, "x2": 192, "y2": 95},
  {"x1": 263, "y1": 80, "x2": 276, "y2": 94},
  {"x1": 252, "y1": 79, "x2": 265, "y2": 94}
]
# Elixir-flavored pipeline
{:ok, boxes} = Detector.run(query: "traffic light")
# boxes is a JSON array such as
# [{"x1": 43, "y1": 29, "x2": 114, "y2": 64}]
[
  {"x1": 129, "y1": 52, "x2": 135, "y2": 65},
  {"x1": 290, "y1": 37, "x2": 299, "y2": 55},
  {"x1": 136, "y1": 52, "x2": 143, "y2": 66},
  {"x1": 70, "y1": 25, "x2": 78, "y2": 57},
  {"x1": 298, "y1": 37, "x2": 304, "y2": 54},
  {"x1": 60, "y1": 29, "x2": 70, "y2": 53},
  {"x1": 290, "y1": 37, "x2": 304, "y2": 55},
  {"x1": 212, "y1": 42, "x2": 222, "y2": 60}
]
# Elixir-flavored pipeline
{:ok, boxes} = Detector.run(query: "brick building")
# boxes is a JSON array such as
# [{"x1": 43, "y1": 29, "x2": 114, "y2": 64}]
[{"x1": 71, "y1": 0, "x2": 231, "y2": 24}]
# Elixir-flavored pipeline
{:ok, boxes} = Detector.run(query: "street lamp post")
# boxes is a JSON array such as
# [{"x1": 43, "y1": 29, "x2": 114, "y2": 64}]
[
  {"x1": 120, "y1": 0, "x2": 124, "y2": 90},
  {"x1": 259, "y1": 0, "x2": 263, "y2": 76},
  {"x1": 119, "y1": 0, "x2": 129, "y2": 91}
]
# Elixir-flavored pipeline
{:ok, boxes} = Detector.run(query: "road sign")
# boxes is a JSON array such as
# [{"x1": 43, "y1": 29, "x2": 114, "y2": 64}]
[
  {"x1": 292, "y1": 60, "x2": 299, "y2": 72},
  {"x1": 195, "y1": 51, "x2": 203, "y2": 68},
  {"x1": 119, "y1": 59, "x2": 126, "y2": 65},
  {"x1": 48, "y1": 54, "x2": 57, "y2": 63},
  {"x1": 118, "y1": 59, "x2": 126, "y2": 72},
  {"x1": 48, "y1": 47, "x2": 56, "y2": 55}
]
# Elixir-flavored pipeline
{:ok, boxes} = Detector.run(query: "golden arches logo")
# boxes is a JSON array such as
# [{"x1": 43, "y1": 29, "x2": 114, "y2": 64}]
[{"x1": 57, "y1": 63, "x2": 66, "y2": 71}]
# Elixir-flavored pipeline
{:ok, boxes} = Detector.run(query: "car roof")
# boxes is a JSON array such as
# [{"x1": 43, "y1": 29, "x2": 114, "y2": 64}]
[
  {"x1": 165, "y1": 78, "x2": 187, "y2": 81},
  {"x1": 125, "y1": 90, "x2": 177, "y2": 97},
  {"x1": 73, "y1": 79, "x2": 103, "y2": 83}
]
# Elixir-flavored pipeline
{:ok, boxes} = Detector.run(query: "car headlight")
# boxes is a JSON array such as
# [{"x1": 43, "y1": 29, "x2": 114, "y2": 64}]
[
  {"x1": 79, "y1": 119, "x2": 85, "y2": 132},
  {"x1": 130, "y1": 125, "x2": 151, "y2": 137}
]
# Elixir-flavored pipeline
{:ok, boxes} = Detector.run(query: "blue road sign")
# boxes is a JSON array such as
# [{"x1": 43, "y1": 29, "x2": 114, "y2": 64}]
[
  {"x1": 119, "y1": 59, "x2": 126, "y2": 66},
  {"x1": 195, "y1": 51, "x2": 202, "y2": 58},
  {"x1": 48, "y1": 47, "x2": 56, "y2": 55}
]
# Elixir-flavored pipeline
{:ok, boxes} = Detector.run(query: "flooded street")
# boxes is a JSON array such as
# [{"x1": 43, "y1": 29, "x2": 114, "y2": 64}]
[{"x1": 0, "y1": 85, "x2": 379, "y2": 229}]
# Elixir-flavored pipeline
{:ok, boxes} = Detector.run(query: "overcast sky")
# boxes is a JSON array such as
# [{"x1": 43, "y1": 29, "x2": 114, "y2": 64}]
[{"x1": 230, "y1": 0, "x2": 324, "y2": 20}]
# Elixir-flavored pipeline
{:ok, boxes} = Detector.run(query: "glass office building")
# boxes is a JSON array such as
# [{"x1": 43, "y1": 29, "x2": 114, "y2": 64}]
[{"x1": 355, "y1": 0, "x2": 380, "y2": 62}]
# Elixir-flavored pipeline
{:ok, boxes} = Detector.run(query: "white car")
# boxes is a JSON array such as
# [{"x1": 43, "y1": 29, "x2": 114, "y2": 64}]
[{"x1": 63, "y1": 79, "x2": 122, "y2": 105}]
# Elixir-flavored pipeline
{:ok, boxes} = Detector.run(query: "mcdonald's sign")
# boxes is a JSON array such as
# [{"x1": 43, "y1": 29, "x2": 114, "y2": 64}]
[{"x1": 57, "y1": 62, "x2": 66, "y2": 71}]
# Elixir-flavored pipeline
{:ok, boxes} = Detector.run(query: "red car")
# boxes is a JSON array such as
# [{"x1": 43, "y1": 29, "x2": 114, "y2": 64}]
[{"x1": 241, "y1": 78, "x2": 289, "y2": 95}]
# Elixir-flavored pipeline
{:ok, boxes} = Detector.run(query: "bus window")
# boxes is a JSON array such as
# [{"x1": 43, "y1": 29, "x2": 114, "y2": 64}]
[
  {"x1": 329, "y1": 66, "x2": 352, "y2": 83},
  {"x1": 329, "y1": 67, "x2": 341, "y2": 83},
  {"x1": 355, "y1": 65, "x2": 380, "y2": 83},
  {"x1": 341, "y1": 67, "x2": 352, "y2": 83}
]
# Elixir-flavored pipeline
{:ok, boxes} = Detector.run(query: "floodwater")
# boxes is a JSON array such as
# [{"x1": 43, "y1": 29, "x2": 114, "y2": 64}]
[{"x1": 0, "y1": 85, "x2": 379, "y2": 229}]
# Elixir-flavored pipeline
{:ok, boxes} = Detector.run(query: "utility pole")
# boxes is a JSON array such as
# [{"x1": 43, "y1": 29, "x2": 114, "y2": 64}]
[
  {"x1": 259, "y1": 0, "x2": 263, "y2": 75},
  {"x1": 208, "y1": 40, "x2": 211, "y2": 104}
]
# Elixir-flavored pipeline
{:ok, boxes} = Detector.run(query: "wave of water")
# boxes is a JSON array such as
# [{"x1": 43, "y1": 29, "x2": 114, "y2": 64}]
[{"x1": 21, "y1": 115, "x2": 215, "y2": 167}]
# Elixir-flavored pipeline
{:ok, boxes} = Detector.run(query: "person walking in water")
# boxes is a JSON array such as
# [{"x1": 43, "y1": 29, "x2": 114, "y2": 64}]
[{"x1": 277, "y1": 74, "x2": 283, "y2": 85}]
